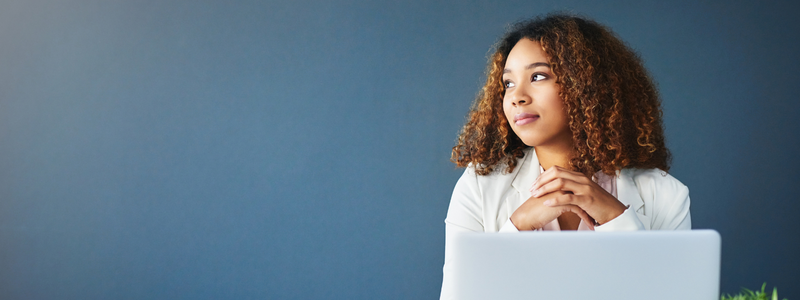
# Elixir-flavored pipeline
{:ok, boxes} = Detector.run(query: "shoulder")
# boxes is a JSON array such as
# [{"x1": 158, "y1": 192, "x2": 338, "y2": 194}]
[
  {"x1": 620, "y1": 168, "x2": 690, "y2": 212},
  {"x1": 458, "y1": 162, "x2": 518, "y2": 191},
  {"x1": 623, "y1": 168, "x2": 688, "y2": 194},
  {"x1": 619, "y1": 168, "x2": 692, "y2": 230},
  {"x1": 448, "y1": 151, "x2": 530, "y2": 232},
  {"x1": 464, "y1": 147, "x2": 531, "y2": 176},
  {"x1": 453, "y1": 148, "x2": 531, "y2": 200}
]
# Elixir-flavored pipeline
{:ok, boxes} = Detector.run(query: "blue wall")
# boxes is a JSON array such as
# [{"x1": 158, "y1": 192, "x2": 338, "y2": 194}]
[{"x1": 1, "y1": 0, "x2": 798, "y2": 299}]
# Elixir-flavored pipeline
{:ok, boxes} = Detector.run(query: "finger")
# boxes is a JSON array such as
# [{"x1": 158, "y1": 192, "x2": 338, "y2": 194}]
[
  {"x1": 531, "y1": 166, "x2": 590, "y2": 192},
  {"x1": 542, "y1": 193, "x2": 581, "y2": 207},
  {"x1": 566, "y1": 205, "x2": 596, "y2": 230},
  {"x1": 550, "y1": 204, "x2": 595, "y2": 230},
  {"x1": 533, "y1": 177, "x2": 586, "y2": 197}
]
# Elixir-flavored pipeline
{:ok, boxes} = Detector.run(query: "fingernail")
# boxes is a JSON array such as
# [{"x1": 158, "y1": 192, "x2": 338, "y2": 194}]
[
  {"x1": 532, "y1": 189, "x2": 540, "y2": 197},
  {"x1": 543, "y1": 200, "x2": 553, "y2": 206}
]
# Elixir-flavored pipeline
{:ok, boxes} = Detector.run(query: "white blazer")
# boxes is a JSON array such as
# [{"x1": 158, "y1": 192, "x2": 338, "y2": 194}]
[{"x1": 440, "y1": 147, "x2": 691, "y2": 299}]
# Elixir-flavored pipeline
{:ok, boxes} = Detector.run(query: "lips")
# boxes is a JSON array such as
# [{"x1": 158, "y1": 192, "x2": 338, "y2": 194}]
[{"x1": 514, "y1": 112, "x2": 539, "y2": 126}]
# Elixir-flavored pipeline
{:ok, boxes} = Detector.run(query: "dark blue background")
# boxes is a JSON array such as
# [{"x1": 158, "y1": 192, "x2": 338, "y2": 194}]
[{"x1": 1, "y1": 0, "x2": 798, "y2": 299}]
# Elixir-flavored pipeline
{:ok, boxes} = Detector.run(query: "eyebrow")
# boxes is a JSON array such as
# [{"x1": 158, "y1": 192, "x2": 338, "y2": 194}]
[{"x1": 503, "y1": 62, "x2": 550, "y2": 74}]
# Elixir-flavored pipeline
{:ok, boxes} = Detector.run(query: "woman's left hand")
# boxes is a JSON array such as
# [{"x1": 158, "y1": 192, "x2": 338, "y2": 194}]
[{"x1": 530, "y1": 166, "x2": 628, "y2": 225}]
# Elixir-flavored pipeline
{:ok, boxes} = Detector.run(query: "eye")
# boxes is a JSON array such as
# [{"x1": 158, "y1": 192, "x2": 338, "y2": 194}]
[
  {"x1": 531, "y1": 73, "x2": 547, "y2": 82},
  {"x1": 504, "y1": 80, "x2": 515, "y2": 89}
]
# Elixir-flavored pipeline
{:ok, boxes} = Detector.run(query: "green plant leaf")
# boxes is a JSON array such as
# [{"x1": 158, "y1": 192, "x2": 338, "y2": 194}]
[{"x1": 722, "y1": 283, "x2": 787, "y2": 300}]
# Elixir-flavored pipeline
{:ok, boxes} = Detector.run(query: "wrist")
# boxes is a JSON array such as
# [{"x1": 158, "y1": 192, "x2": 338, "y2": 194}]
[
  {"x1": 597, "y1": 204, "x2": 629, "y2": 225},
  {"x1": 509, "y1": 214, "x2": 536, "y2": 231}
]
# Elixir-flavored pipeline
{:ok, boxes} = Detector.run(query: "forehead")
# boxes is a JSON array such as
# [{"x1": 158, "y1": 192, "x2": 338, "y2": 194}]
[{"x1": 504, "y1": 39, "x2": 549, "y2": 70}]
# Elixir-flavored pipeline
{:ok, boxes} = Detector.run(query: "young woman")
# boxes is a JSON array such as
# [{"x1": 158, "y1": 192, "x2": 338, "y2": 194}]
[{"x1": 440, "y1": 14, "x2": 691, "y2": 298}]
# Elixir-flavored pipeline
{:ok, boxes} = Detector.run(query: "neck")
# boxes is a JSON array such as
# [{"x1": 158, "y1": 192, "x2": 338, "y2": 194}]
[{"x1": 534, "y1": 144, "x2": 573, "y2": 170}]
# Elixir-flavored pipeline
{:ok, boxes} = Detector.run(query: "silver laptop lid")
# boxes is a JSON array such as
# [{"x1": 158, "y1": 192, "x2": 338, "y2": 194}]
[{"x1": 450, "y1": 230, "x2": 720, "y2": 300}]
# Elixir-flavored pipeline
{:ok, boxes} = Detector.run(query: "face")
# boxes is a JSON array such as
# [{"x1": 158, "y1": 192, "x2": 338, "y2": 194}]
[{"x1": 502, "y1": 38, "x2": 572, "y2": 150}]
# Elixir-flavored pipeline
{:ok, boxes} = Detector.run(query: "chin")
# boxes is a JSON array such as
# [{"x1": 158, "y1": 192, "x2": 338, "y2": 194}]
[
  {"x1": 517, "y1": 136, "x2": 541, "y2": 148},
  {"x1": 513, "y1": 128, "x2": 572, "y2": 149}
]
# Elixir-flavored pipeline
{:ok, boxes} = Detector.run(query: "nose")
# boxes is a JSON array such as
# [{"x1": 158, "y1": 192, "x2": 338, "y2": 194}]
[{"x1": 507, "y1": 86, "x2": 531, "y2": 107}]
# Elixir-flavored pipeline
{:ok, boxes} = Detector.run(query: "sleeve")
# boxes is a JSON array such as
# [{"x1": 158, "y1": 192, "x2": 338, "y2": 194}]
[
  {"x1": 440, "y1": 168, "x2": 484, "y2": 300},
  {"x1": 651, "y1": 175, "x2": 692, "y2": 230},
  {"x1": 594, "y1": 206, "x2": 645, "y2": 231},
  {"x1": 499, "y1": 219, "x2": 520, "y2": 232},
  {"x1": 598, "y1": 169, "x2": 691, "y2": 231}
]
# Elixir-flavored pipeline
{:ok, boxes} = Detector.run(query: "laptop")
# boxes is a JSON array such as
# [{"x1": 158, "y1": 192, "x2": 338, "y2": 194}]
[{"x1": 450, "y1": 230, "x2": 720, "y2": 300}]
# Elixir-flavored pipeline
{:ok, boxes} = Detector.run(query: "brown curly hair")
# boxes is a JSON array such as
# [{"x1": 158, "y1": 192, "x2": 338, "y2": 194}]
[{"x1": 451, "y1": 13, "x2": 670, "y2": 176}]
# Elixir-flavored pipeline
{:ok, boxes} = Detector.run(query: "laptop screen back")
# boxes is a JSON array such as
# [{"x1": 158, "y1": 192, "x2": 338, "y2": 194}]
[{"x1": 450, "y1": 230, "x2": 720, "y2": 300}]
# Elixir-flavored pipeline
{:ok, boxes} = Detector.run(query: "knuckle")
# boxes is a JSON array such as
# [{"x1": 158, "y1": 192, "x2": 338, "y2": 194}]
[
  {"x1": 555, "y1": 178, "x2": 565, "y2": 188},
  {"x1": 557, "y1": 194, "x2": 570, "y2": 202}
]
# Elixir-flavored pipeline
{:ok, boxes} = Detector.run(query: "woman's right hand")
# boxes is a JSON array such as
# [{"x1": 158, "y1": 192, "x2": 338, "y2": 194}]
[{"x1": 509, "y1": 191, "x2": 595, "y2": 231}]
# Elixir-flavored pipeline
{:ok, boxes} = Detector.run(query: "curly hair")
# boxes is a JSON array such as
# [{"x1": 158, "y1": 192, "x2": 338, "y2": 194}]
[{"x1": 451, "y1": 13, "x2": 670, "y2": 176}]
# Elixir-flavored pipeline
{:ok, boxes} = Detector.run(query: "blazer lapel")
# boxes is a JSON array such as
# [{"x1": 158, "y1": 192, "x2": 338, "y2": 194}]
[{"x1": 508, "y1": 148, "x2": 540, "y2": 213}]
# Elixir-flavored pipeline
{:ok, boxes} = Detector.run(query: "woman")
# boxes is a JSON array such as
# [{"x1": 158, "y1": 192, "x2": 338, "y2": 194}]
[{"x1": 441, "y1": 13, "x2": 691, "y2": 299}]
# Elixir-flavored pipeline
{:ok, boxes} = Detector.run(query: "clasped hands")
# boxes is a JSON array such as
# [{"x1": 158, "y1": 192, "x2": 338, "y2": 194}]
[{"x1": 509, "y1": 166, "x2": 628, "y2": 231}]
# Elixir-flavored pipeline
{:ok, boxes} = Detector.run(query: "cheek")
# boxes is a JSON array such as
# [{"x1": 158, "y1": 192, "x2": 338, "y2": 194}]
[
  {"x1": 543, "y1": 94, "x2": 567, "y2": 117},
  {"x1": 549, "y1": 102, "x2": 570, "y2": 129}
]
